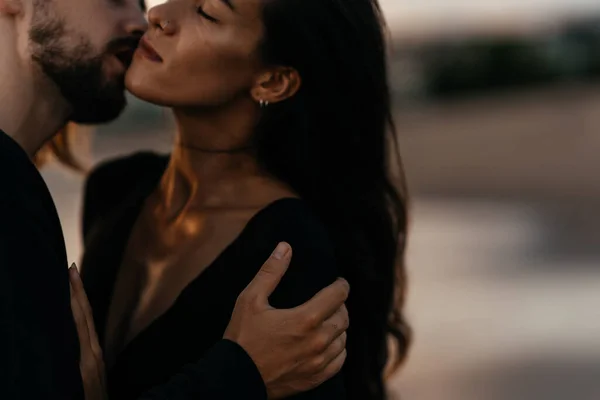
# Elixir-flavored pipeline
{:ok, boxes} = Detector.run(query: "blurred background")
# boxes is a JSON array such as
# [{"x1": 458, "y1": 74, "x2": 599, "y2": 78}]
[{"x1": 42, "y1": 1, "x2": 600, "y2": 399}]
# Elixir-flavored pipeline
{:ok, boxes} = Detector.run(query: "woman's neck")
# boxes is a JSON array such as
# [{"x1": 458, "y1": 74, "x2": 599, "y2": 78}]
[{"x1": 157, "y1": 105, "x2": 264, "y2": 219}]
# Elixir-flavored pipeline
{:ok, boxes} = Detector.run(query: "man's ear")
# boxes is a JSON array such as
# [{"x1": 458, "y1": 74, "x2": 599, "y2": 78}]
[
  {"x1": 251, "y1": 66, "x2": 302, "y2": 106},
  {"x1": 0, "y1": 0, "x2": 23, "y2": 16}
]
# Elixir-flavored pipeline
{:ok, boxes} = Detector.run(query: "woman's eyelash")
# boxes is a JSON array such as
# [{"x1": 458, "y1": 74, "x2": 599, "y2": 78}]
[{"x1": 197, "y1": 7, "x2": 219, "y2": 23}]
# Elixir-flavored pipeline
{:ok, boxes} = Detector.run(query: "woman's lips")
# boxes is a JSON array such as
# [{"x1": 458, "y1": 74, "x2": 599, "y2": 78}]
[{"x1": 135, "y1": 37, "x2": 163, "y2": 63}]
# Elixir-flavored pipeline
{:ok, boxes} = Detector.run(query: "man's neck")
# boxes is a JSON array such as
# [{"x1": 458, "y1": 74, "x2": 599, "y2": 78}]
[{"x1": 0, "y1": 34, "x2": 71, "y2": 157}]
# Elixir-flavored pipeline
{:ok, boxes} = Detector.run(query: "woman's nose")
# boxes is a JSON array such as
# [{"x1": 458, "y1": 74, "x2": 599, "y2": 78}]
[{"x1": 147, "y1": 4, "x2": 177, "y2": 35}]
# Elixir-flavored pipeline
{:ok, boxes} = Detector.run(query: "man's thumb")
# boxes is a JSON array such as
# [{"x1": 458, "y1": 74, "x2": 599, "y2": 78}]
[{"x1": 245, "y1": 242, "x2": 292, "y2": 302}]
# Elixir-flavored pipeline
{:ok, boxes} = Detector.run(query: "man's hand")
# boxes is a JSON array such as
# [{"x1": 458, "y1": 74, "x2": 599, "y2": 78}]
[
  {"x1": 69, "y1": 265, "x2": 107, "y2": 400},
  {"x1": 224, "y1": 242, "x2": 349, "y2": 399}
]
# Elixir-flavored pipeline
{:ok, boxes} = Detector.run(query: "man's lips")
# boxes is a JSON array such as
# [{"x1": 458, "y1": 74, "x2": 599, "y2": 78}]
[
  {"x1": 107, "y1": 36, "x2": 141, "y2": 69},
  {"x1": 113, "y1": 47, "x2": 136, "y2": 68},
  {"x1": 136, "y1": 37, "x2": 163, "y2": 62}
]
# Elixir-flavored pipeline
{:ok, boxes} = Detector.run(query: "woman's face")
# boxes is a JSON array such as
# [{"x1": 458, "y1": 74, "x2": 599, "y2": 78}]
[{"x1": 126, "y1": 0, "x2": 265, "y2": 107}]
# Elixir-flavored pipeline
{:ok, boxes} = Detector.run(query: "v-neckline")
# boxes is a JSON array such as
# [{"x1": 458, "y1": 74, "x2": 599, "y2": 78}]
[
  {"x1": 98, "y1": 156, "x2": 168, "y2": 363},
  {"x1": 93, "y1": 156, "x2": 301, "y2": 366}
]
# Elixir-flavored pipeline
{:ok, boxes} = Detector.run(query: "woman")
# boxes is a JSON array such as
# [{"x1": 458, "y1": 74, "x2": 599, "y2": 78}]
[{"x1": 78, "y1": 0, "x2": 410, "y2": 398}]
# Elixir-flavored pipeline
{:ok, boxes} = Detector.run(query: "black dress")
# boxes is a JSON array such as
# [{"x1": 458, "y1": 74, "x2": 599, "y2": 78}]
[
  {"x1": 79, "y1": 152, "x2": 346, "y2": 400},
  {"x1": 0, "y1": 129, "x2": 269, "y2": 400}
]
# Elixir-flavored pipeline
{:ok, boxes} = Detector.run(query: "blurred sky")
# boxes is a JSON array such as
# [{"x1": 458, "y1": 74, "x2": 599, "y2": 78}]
[
  {"x1": 146, "y1": 0, "x2": 600, "y2": 38},
  {"x1": 379, "y1": 0, "x2": 600, "y2": 38}
]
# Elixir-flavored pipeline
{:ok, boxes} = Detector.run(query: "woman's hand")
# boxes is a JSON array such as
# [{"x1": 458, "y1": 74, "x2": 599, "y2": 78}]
[{"x1": 69, "y1": 264, "x2": 108, "y2": 400}]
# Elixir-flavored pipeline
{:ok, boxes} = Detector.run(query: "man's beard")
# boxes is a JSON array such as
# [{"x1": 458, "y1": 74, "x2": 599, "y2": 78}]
[{"x1": 28, "y1": 9, "x2": 129, "y2": 124}]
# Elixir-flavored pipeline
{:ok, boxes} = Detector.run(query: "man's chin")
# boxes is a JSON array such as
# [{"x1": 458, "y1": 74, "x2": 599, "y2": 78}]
[{"x1": 70, "y1": 93, "x2": 128, "y2": 125}]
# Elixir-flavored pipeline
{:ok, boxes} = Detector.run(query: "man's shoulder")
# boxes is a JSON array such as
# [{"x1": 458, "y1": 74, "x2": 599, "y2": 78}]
[
  {"x1": 0, "y1": 130, "x2": 62, "y2": 234},
  {"x1": 0, "y1": 130, "x2": 37, "y2": 189}
]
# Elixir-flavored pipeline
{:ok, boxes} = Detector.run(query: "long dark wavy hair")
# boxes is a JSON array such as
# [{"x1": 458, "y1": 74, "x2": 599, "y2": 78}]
[
  {"x1": 39, "y1": 0, "x2": 410, "y2": 397},
  {"x1": 256, "y1": 0, "x2": 410, "y2": 398}
]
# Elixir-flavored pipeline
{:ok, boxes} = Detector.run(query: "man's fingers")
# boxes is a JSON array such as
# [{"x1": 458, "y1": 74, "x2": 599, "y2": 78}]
[
  {"x1": 324, "y1": 304, "x2": 349, "y2": 340},
  {"x1": 69, "y1": 265, "x2": 94, "y2": 328},
  {"x1": 297, "y1": 279, "x2": 349, "y2": 326},
  {"x1": 70, "y1": 281, "x2": 92, "y2": 355},
  {"x1": 243, "y1": 242, "x2": 292, "y2": 302},
  {"x1": 320, "y1": 332, "x2": 346, "y2": 370},
  {"x1": 69, "y1": 265, "x2": 103, "y2": 362},
  {"x1": 315, "y1": 348, "x2": 347, "y2": 387}
]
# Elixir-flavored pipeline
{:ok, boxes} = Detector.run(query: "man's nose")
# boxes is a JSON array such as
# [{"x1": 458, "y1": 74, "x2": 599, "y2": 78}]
[{"x1": 124, "y1": 8, "x2": 149, "y2": 37}]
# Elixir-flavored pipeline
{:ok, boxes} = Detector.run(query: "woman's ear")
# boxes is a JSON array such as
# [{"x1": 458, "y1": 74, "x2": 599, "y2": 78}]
[
  {"x1": 0, "y1": 0, "x2": 22, "y2": 16},
  {"x1": 251, "y1": 66, "x2": 302, "y2": 106}
]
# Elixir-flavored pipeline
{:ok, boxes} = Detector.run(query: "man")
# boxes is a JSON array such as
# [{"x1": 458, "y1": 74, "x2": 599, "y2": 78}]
[{"x1": 0, "y1": 0, "x2": 349, "y2": 398}]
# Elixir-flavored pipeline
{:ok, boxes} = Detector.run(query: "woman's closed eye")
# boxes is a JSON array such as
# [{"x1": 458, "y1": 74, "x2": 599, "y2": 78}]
[{"x1": 197, "y1": 6, "x2": 219, "y2": 23}]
